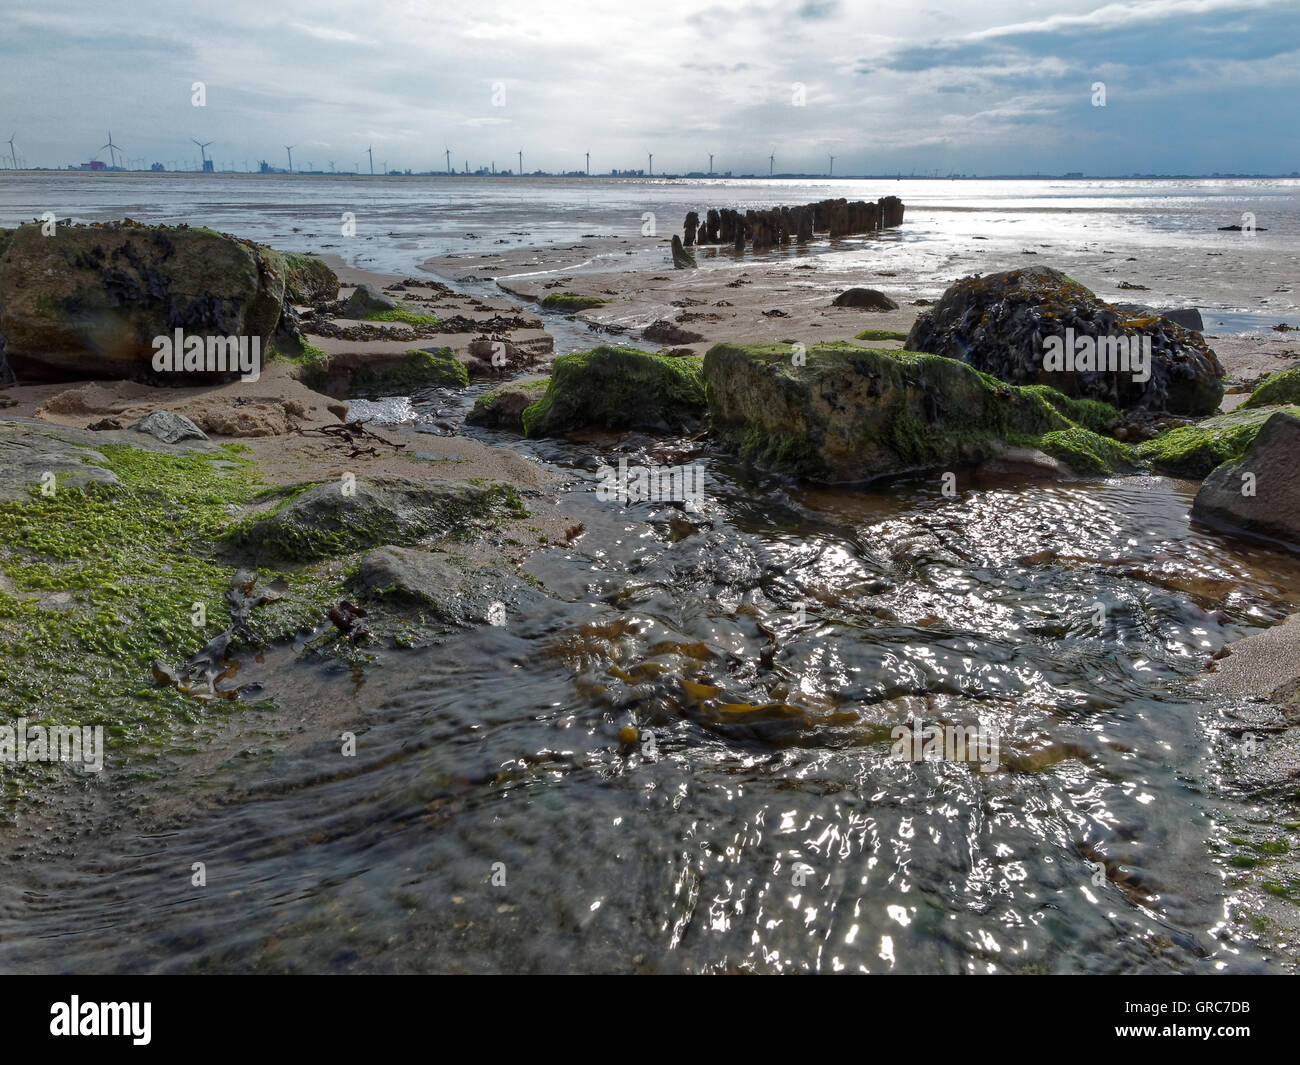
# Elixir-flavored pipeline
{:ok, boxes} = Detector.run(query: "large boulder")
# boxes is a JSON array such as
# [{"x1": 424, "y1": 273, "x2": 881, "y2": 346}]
[
  {"x1": 0, "y1": 221, "x2": 288, "y2": 382},
  {"x1": 703, "y1": 341, "x2": 1129, "y2": 483},
  {"x1": 521, "y1": 346, "x2": 706, "y2": 437},
  {"x1": 1191, "y1": 411, "x2": 1300, "y2": 549},
  {"x1": 905, "y1": 267, "x2": 1224, "y2": 415}
]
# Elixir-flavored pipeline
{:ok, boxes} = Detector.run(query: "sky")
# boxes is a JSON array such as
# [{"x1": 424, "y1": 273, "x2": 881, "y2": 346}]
[{"x1": 1, "y1": 0, "x2": 1297, "y2": 176}]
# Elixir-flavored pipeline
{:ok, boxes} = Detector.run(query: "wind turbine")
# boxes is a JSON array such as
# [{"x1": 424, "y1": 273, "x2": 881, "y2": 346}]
[
  {"x1": 445, "y1": 147, "x2": 451, "y2": 174},
  {"x1": 284, "y1": 145, "x2": 295, "y2": 172},
  {"x1": 648, "y1": 152, "x2": 653, "y2": 176},
  {"x1": 100, "y1": 131, "x2": 123, "y2": 168},
  {"x1": 708, "y1": 152, "x2": 714, "y2": 177},
  {"x1": 7, "y1": 135, "x2": 17, "y2": 170},
  {"x1": 367, "y1": 146, "x2": 373, "y2": 175},
  {"x1": 828, "y1": 153, "x2": 835, "y2": 178},
  {"x1": 769, "y1": 151, "x2": 775, "y2": 177},
  {"x1": 585, "y1": 151, "x2": 590, "y2": 175},
  {"x1": 517, "y1": 149, "x2": 523, "y2": 175},
  {"x1": 328, "y1": 160, "x2": 335, "y2": 173},
  {"x1": 192, "y1": 139, "x2": 213, "y2": 171}
]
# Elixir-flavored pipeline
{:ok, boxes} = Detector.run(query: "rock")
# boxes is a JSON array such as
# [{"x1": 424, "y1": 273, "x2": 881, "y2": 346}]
[
  {"x1": 643, "y1": 319, "x2": 705, "y2": 345},
  {"x1": 0, "y1": 420, "x2": 121, "y2": 501},
  {"x1": 466, "y1": 376, "x2": 551, "y2": 433},
  {"x1": 295, "y1": 347, "x2": 467, "y2": 397},
  {"x1": 538, "y1": 294, "x2": 610, "y2": 312},
  {"x1": 1114, "y1": 302, "x2": 1204, "y2": 332},
  {"x1": 226, "y1": 475, "x2": 526, "y2": 563},
  {"x1": 1243, "y1": 368, "x2": 1300, "y2": 408},
  {"x1": 832, "y1": 287, "x2": 899, "y2": 311},
  {"x1": 671, "y1": 235, "x2": 697, "y2": 270},
  {"x1": 1191, "y1": 411, "x2": 1300, "y2": 549},
  {"x1": 342, "y1": 284, "x2": 400, "y2": 318},
  {"x1": 703, "y1": 341, "x2": 1128, "y2": 483},
  {"x1": 354, "y1": 545, "x2": 541, "y2": 626},
  {"x1": 521, "y1": 345, "x2": 706, "y2": 437},
  {"x1": 905, "y1": 267, "x2": 1225, "y2": 415},
  {"x1": 130, "y1": 410, "x2": 208, "y2": 444},
  {"x1": 276, "y1": 252, "x2": 339, "y2": 304},
  {"x1": 1134, "y1": 403, "x2": 1300, "y2": 478},
  {"x1": 0, "y1": 221, "x2": 287, "y2": 382}
]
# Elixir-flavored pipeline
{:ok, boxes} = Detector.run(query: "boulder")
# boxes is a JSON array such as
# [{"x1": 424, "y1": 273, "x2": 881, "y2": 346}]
[
  {"x1": 342, "y1": 284, "x2": 401, "y2": 318},
  {"x1": 832, "y1": 287, "x2": 899, "y2": 311},
  {"x1": 643, "y1": 319, "x2": 705, "y2": 345},
  {"x1": 130, "y1": 410, "x2": 208, "y2": 444},
  {"x1": 225, "y1": 475, "x2": 525, "y2": 563},
  {"x1": 703, "y1": 342, "x2": 1128, "y2": 483},
  {"x1": 1191, "y1": 411, "x2": 1300, "y2": 549},
  {"x1": 1134, "y1": 403, "x2": 1300, "y2": 478},
  {"x1": 905, "y1": 267, "x2": 1224, "y2": 415},
  {"x1": 1114, "y1": 302, "x2": 1204, "y2": 333},
  {"x1": 0, "y1": 221, "x2": 287, "y2": 382},
  {"x1": 354, "y1": 545, "x2": 540, "y2": 626},
  {"x1": 276, "y1": 252, "x2": 339, "y2": 305},
  {"x1": 466, "y1": 377, "x2": 551, "y2": 433},
  {"x1": 1243, "y1": 368, "x2": 1300, "y2": 409},
  {"x1": 520, "y1": 345, "x2": 706, "y2": 437},
  {"x1": 298, "y1": 347, "x2": 467, "y2": 397}
]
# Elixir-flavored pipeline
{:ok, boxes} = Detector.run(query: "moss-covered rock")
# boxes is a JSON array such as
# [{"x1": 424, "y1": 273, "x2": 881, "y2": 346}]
[
  {"x1": 1244, "y1": 368, "x2": 1300, "y2": 409},
  {"x1": 275, "y1": 251, "x2": 339, "y2": 304},
  {"x1": 1134, "y1": 404, "x2": 1300, "y2": 478},
  {"x1": 466, "y1": 376, "x2": 551, "y2": 433},
  {"x1": 539, "y1": 294, "x2": 611, "y2": 312},
  {"x1": 906, "y1": 266, "x2": 1225, "y2": 415},
  {"x1": 225, "y1": 476, "x2": 526, "y2": 563},
  {"x1": 703, "y1": 341, "x2": 1129, "y2": 483},
  {"x1": 521, "y1": 346, "x2": 706, "y2": 437},
  {"x1": 1192, "y1": 412, "x2": 1300, "y2": 548},
  {"x1": 349, "y1": 348, "x2": 466, "y2": 396},
  {"x1": 0, "y1": 220, "x2": 287, "y2": 382}
]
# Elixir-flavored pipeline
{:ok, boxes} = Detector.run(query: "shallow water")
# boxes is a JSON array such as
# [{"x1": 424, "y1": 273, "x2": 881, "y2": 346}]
[{"x1": 2, "y1": 423, "x2": 1298, "y2": 973}]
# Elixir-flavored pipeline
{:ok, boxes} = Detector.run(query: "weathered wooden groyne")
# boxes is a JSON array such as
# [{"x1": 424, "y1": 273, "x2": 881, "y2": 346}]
[{"x1": 683, "y1": 195, "x2": 904, "y2": 251}]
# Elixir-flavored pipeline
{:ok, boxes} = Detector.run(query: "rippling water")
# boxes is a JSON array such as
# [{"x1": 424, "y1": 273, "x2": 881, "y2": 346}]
[{"x1": 3, "y1": 417, "x2": 1297, "y2": 973}]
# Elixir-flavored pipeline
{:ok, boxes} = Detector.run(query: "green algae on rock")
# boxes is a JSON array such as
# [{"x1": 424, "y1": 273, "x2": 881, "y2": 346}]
[
  {"x1": 703, "y1": 341, "x2": 1130, "y2": 483},
  {"x1": 1134, "y1": 404, "x2": 1300, "y2": 479},
  {"x1": 539, "y1": 294, "x2": 612, "y2": 312},
  {"x1": 1243, "y1": 368, "x2": 1300, "y2": 409},
  {"x1": 225, "y1": 476, "x2": 527, "y2": 563},
  {"x1": 467, "y1": 376, "x2": 551, "y2": 433},
  {"x1": 1192, "y1": 411, "x2": 1300, "y2": 549},
  {"x1": 348, "y1": 348, "x2": 466, "y2": 396},
  {"x1": 521, "y1": 346, "x2": 707, "y2": 437}
]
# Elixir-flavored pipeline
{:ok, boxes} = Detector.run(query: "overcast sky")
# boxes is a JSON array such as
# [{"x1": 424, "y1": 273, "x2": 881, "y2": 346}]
[{"x1": 2, "y1": 0, "x2": 1297, "y2": 175}]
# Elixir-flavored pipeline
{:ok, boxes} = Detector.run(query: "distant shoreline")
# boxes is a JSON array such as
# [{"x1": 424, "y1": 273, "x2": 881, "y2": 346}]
[{"x1": 3, "y1": 170, "x2": 1298, "y2": 181}]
